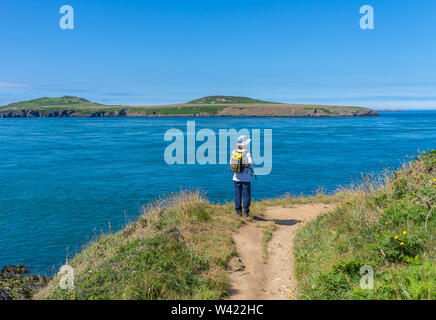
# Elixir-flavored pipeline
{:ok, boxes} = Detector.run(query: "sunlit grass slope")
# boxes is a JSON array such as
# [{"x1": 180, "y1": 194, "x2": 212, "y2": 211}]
[
  {"x1": 294, "y1": 150, "x2": 436, "y2": 300},
  {"x1": 37, "y1": 191, "x2": 240, "y2": 300}
]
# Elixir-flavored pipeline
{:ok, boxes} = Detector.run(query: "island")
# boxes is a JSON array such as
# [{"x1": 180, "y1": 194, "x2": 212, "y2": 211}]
[{"x1": 0, "y1": 95, "x2": 379, "y2": 118}]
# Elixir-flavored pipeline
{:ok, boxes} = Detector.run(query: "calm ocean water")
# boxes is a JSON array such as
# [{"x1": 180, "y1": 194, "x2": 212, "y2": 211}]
[{"x1": 0, "y1": 111, "x2": 435, "y2": 274}]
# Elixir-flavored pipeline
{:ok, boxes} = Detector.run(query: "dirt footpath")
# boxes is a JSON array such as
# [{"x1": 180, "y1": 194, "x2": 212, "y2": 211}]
[{"x1": 227, "y1": 203, "x2": 336, "y2": 300}]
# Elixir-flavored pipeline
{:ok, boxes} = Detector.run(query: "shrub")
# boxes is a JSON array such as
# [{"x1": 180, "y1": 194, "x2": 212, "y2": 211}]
[
  {"x1": 353, "y1": 259, "x2": 435, "y2": 300},
  {"x1": 380, "y1": 200, "x2": 428, "y2": 225},
  {"x1": 304, "y1": 260, "x2": 364, "y2": 300},
  {"x1": 374, "y1": 231, "x2": 426, "y2": 262}
]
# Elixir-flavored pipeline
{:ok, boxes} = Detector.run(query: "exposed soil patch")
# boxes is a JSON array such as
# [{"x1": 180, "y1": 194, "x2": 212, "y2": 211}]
[{"x1": 227, "y1": 203, "x2": 336, "y2": 300}]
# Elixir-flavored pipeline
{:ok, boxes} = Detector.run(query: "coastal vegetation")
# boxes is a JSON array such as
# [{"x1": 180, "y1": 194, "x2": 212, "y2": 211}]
[
  {"x1": 36, "y1": 191, "x2": 241, "y2": 300},
  {"x1": 294, "y1": 150, "x2": 435, "y2": 299}
]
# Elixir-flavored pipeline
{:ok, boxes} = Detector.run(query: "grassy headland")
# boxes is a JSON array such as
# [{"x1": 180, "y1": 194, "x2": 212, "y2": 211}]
[
  {"x1": 30, "y1": 151, "x2": 434, "y2": 300},
  {"x1": 0, "y1": 95, "x2": 379, "y2": 118},
  {"x1": 188, "y1": 96, "x2": 279, "y2": 104},
  {"x1": 36, "y1": 191, "x2": 241, "y2": 300},
  {"x1": 2, "y1": 96, "x2": 102, "y2": 108}
]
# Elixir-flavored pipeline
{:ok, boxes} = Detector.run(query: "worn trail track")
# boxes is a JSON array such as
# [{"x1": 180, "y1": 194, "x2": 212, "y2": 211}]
[{"x1": 226, "y1": 203, "x2": 336, "y2": 300}]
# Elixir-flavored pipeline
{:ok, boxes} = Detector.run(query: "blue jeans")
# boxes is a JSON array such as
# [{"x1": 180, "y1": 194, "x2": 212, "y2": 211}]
[{"x1": 234, "y1": 181, "x2": 251, "y2": 216}]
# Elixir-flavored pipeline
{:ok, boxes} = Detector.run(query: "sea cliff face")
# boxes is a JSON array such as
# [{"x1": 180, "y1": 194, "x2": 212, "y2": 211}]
[{"x1": 0, "y1": 108, "x2": 130, "y2": 118}]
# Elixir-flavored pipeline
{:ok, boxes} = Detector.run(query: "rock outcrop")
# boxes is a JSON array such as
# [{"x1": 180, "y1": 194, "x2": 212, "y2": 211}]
[
  {"x1": 0, "y1": 109, "x2": 131, "y2": 118},
  {"x1": 0, "y1": 265, "x2": 49, "y2": 300},
  {"x1": 0, "y1": 288, "x2": 13, "y2": 300}
]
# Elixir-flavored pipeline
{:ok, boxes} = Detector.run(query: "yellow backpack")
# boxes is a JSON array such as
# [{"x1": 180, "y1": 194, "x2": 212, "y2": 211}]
[{"x1": 230, "y1": 152, "x2": 244, "y2": 173}]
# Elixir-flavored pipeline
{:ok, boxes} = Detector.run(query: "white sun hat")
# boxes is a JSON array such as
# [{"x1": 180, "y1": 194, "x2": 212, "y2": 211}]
[{"x1": 236, "y1": 135, "x2": 251, "y2": 147}]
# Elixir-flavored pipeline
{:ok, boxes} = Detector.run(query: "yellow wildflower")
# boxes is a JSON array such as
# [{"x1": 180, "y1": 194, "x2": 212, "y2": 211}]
[
  {"x1": 402, "y1": 231, "x2": 407, "y2": 235},
  {"x1": 394, "y1": 235, "x2": 399, "y2": 240},
  {"x1": 400, "y1": 242, "x2": 404, "y2": 246}
]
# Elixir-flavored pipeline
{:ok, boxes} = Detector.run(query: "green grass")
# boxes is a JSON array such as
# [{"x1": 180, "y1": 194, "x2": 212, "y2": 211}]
[
  {"x1": 137, "y1": 105, "x2": 227, "y2": 115},
  {"x1": 1, "y1": 96, "x2": 101, "y2": 108},
  {"x1": 188, "y1": 96, "x2": 279, "y2": 104},
  {"x1": 294, "y1": 150, "x2": 436, "y2": 300},
  {"x1": 36, "y1": 191, "x2": 241, "y2": 300},
  {"x1": 261, "y1": 222, "x2": 277, "y2": 263},
  {"x1": 42, "y1": 106, "x2": 126, "y2": 114}
]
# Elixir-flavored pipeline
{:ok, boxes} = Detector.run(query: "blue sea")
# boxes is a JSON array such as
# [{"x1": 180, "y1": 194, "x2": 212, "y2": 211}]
[{"x1": 0, "y1": 111, "x2": 435, "y2": 274}]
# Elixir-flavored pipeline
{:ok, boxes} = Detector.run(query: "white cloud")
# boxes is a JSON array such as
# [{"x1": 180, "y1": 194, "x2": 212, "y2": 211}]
[{"x1": 0, "y1": 81, "x2": 30, "y2": 88}]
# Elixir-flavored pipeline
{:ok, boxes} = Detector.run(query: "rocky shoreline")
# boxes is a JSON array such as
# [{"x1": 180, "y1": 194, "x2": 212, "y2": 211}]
[
  {"x1": 0, "y1": 109, "x2": 130, "y2": 118},
  {"x1": 0, "y1": 265, "x2": 48, "y2": 300}
]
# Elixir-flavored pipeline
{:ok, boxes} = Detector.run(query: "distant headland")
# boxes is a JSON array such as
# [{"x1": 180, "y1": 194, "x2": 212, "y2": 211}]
[{"x1": 0, "y1": 95, "x2": 379, "y2": 118}]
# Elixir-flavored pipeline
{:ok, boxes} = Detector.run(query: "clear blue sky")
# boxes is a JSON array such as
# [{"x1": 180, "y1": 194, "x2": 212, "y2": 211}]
[{"x1": 1, "y1": 0, "x2": 435, "y2": 109}]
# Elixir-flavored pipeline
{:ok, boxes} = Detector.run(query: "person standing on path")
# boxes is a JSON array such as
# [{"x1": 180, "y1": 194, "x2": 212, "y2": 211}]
[{"x1": 231, "y1": 135, "x2": 254, "y2": 217}]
